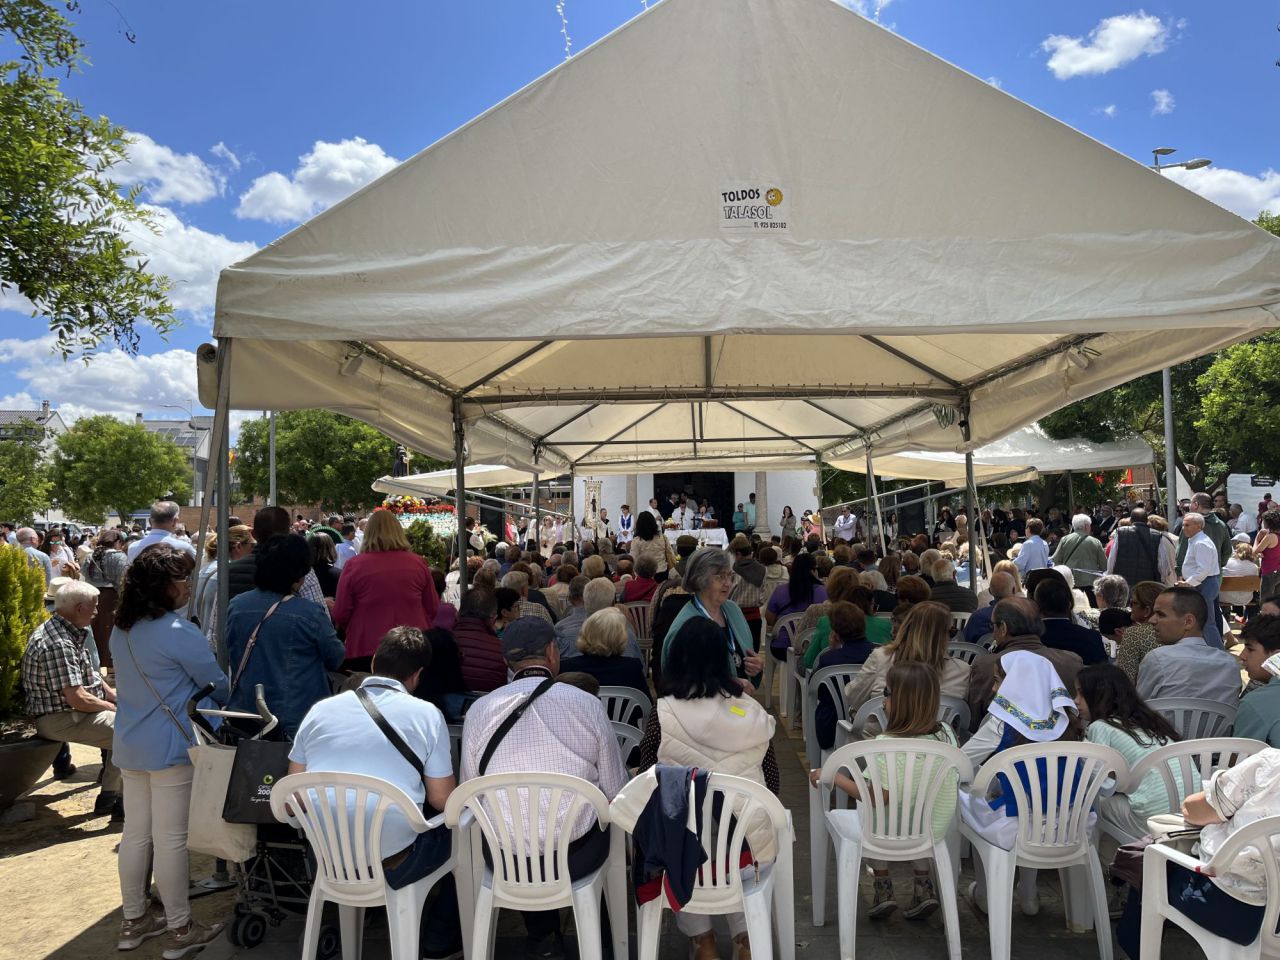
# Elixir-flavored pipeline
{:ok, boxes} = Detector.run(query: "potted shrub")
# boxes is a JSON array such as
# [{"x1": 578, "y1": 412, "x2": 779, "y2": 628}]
[{"x1": 0, "y1": 544, "x2": 59, "y2": 809}]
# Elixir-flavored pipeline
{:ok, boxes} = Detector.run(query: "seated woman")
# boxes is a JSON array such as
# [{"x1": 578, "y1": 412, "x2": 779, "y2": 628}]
[
  {"x1": 844, "y1": 601, "x2": 970, "y2": 730},
  {"x1": 1115, "y1": 747, "x2": 1280, "y2": 959},
  {"x1": 803, "y1": 581, "x2": 889, "y2": 671},
  {"x1": 960, "y1": 650, "x2": 1082, "y2": 915},
  {"x1": 225, "y1": 535, "x2": 346, "y2": 737},
  {"x1": 638, "y1": 616, "x2": 778, "y2": 960},
  {"x1": 571, "y1": 608, "x2": 648, "y2": 695},
  {"x1": 764, "y1": 551, "x2": 827, "y2": 661},
  {"x1": 810, "y1": 662, "x2": 960, "y2": 920},
  {"x1": 813, "y1": 602, "x2": 876, "y2": 752},
  {"x1": 1236, "y1": 614, "x2": 1280, "y2": 746},
  {"x1": 1074, "y1": 663, "x2": 1194, "y2": 840}
]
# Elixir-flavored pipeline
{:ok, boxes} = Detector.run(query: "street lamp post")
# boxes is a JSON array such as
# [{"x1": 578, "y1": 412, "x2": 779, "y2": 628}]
[
  {"x1": 1150, "y1": 148, "x2": 1212, "y2": 523},
  {"x1": 161, "y1": 401, "x2": 200, "y2": 508}
]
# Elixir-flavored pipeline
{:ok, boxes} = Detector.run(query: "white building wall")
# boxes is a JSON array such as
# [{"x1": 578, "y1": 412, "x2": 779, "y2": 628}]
[{"x1": 767, "y1": 471, "x2": 820, "y2": 530}]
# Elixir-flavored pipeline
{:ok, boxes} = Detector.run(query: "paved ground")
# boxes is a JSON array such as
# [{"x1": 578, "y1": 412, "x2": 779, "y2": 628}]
[{"x1": 7, "y1": 710, "x2": 1204, "y2": 960}]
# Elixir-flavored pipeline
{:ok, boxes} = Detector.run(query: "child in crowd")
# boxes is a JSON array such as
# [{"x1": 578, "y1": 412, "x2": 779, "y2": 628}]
[
  {"x1": 813, "y1": 601, "x2": 876, "y2": 751},
  {"x1": 811, "y1": 661, "x2": 959, "y2": 920},
  {"x1": 1236, "y1": 614, "x2": 1280, "y2": 746}
]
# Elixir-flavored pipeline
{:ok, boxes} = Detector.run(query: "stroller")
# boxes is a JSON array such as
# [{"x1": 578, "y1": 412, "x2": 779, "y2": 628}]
[{"x1": 187, "y1": 683, "x2": 342, "y2": 957}]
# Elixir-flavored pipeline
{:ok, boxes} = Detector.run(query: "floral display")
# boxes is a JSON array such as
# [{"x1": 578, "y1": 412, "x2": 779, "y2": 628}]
[{"x1": 380, "y1": 495, "x2": 456, "y2": 516}]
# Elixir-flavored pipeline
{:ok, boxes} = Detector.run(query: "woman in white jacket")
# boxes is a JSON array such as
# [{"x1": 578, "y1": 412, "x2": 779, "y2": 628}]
[{"x1": 637, "y1": 616, "x2": 778, "y2": 960}]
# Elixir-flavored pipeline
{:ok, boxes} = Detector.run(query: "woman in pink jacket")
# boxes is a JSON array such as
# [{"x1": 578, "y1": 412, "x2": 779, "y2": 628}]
[{"x1": 332, "y1": 509, "x2": 439, "y2": 670}]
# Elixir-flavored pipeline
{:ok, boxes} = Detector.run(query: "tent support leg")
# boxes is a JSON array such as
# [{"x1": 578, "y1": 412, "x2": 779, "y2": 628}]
[
  {"x1": 453, "y1": 399, "x2": 469, "y2": 593},
  {"x1": 191, "y1": 341, "x2": 230, "y2": 634},
  {"x1": 965, "y1": 452, "x2": 979, "y2": 597},
  {"x1": 569, "y1": 468, "x2": 577, "y2": 550},
  {"x1": 1162, "y1": 367, "x2": 1177, "y2": 525},
  {"x1": 865, "y1": 446, "x2": 887, "y2": 556},
  {"x1": 530, "y1": 472, "x2": 540, "y2": 550},
  {"x1": 1066, "y1": 471, "x2": 1075, "y2": 517}
]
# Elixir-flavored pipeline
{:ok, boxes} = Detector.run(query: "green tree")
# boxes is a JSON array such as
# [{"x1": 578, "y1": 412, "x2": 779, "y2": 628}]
[
  {"x1": 1, "y1": 0, "x2": 174, "y2": 356},
  {"x1": 0, "y1": 419, "x2": 51, "y2": 522},
  {"x1": 49, "y1": 415, "x2": 189, "y2": 522},
  {"x1": 1195, "y1": 331, "x2": 1280, "y2": 477},
  {"x1": 0, "y1": 542, "x2": 47, "y2": 713},
  {"x1": 234, "y1": 410, "x2": 447, "y2": 512}
]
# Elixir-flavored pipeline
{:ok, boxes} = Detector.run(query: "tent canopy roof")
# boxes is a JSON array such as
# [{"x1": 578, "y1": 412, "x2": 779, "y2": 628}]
[{"x1": 205, "y1": 0, "x2": 1280, "y2": 473}]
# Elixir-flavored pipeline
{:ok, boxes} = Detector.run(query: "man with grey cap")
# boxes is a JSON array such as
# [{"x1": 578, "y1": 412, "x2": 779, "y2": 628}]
[{"x1": 460, "y1": 617, "x2": 626, "y2": 959}]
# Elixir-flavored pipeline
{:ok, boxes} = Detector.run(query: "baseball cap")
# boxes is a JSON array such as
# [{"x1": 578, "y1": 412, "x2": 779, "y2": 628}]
[{"x1": 501, "y1": 616, "x2": 556, "y2": 662}]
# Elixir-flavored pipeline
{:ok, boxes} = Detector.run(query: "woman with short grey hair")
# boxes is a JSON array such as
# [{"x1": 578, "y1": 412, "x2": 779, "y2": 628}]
[
  {"x1": 659, "y1": 547, "x2": 763, "y2": 692},
  {"x1": 1094, "y1": 574, "x2": 1130, "y2": 611}
]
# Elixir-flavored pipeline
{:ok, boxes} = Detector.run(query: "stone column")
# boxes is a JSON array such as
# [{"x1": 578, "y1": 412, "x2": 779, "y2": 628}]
[
  {"x1": 753, "y1": 470, "x2": 771, "y2": 535},
  {"x1": 625, "y1": 474, "x2": 638, "y2": 512}
]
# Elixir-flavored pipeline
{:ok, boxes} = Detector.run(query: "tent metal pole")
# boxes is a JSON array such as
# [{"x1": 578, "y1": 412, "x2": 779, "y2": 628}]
[
  {"x1": 965, "y1": 452, "x2": 979, "y2": 597},
  {"x1": 865, "y1": 446, "x2": 887, "y2": 555},
  {"x1": 1066, "y1": 471, "x2": 1075, "y2": 517},
  {"x1": 190, "y1": 344, "x2": 229, "y2": 626},
  {"x1": 208, "y1": 340, "x2": 233, "y2": 670},
  {"x1": 452, "y1": 399, "x2": 469, "y2": 593},
  {"x1": 1162, "y1": 367, "x2": 1177, "y2": 524},
  {"x1": 268, "y1": 411, "x2": 277, "y2": 505},
  {"x1": 569, "y1": 467, "x2": 577, "y2": 550},
  {"x1": 530, "y1": 472, "x2": 540, "y2": 549}
]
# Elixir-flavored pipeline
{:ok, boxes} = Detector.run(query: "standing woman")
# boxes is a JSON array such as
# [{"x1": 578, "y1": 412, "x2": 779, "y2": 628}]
[
  {"x1": 111, "y1": 545, "x2": 229, "y2": 956},
  {"x1": 1253, "y1": 510, "x2": 1280, "y2": 599},
  {"x1": 628, "y1": 509, "x2": 670, "y2": 582},
  {"x1": 83, "y1": 529, "x2": 129, "y2": 666},
  {"x1": 779, "y1": 506, "x2": 798, "y2": 543},
  {"x1": 308, "y1": 532, "x2": 341, "y2": 599},
  {"x1": 43, "y1": 527, "x2": 79, "y2": 578},
  {"x1": 332, "y1": 509, "x2": 439, "y2": 671}
]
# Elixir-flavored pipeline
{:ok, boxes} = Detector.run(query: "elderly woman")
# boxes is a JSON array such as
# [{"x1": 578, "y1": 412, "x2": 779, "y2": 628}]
[
  {"x1": 1114, "y1": 580, "x2": 1166, "y2": 684},
  {"x1": 571, "y1": 608, "x2": 648, "y2": 694},
  {"x1": 660, "y1": 547, "x2": 764, "y2": 693},
  {"x1": 110, "y1": 545, "x2": 229, "y2": 956},
  {"x1": 193, "y1": 525, "x2": 253, "y2": 637}
]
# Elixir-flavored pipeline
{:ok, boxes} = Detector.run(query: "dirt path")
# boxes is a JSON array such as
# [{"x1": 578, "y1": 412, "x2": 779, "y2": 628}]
[{"x1": 0, "y1": 743, "x2": 235, "y2": 960}]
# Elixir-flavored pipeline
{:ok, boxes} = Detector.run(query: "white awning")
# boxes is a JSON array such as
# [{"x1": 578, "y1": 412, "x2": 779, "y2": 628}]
[
  {"x1": 203, "y1": 0, "x2": 1280, "y2": 474},
  {"x1": 373, "y1": 464, "x2": 541, "y2": 495}
]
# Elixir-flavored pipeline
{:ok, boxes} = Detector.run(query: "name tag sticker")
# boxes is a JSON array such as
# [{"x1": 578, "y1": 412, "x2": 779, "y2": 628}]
[{"x1": 729, "y1": 705, "x2": 747, "y2": 717}]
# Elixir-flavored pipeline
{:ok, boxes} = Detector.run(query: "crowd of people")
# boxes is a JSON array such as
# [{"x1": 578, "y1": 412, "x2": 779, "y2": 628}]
[{"x1": 8, "y1": 485, "x2": 1280, "y2": 960}]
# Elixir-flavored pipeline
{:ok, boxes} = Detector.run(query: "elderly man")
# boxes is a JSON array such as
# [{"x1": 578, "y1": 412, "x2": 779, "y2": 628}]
[
  {"x1": 1106, "y1": 507, "x2": 1176, "y2": 587},
  {"x1": 20, "y1": 580, "x2": 122, "y2": 818},
  {"x1": 1137, "y1": 586, "x2": 1241, "y2": 702},
  {"x1": 966, "y1": 596, "x2": 1082, "y2": 729},
  {"x1": 927, "y1": 558, "x2": 979, "y2": 614},
  {"x1": 552, "y1": 575, "x2": 592, "y2": 661},
  {"x1": 126, "y1": 501, "x2": 196, "y2": 563},
  {"x1": 16, "y1": 526, "x2": 53, "y2": 584},
  {"x1": 1051, "y1": 514, "x2": 1109, "y2": 601},
  {"x1": 1176, "y1": 492, "x2": 1232, "y2": 569},
  {"x1": 501, "y1": 570, "x2": 555, "y2": 625},
  {"x1": 963, "y1": 570, "x2": 1017, "y2": 643},
  {"x1": 461, "y1": 618, "x2": 626, "y2": 960},
  {"x1": 1177, "y1": 511, "x2": 1224, "y2": 648}
]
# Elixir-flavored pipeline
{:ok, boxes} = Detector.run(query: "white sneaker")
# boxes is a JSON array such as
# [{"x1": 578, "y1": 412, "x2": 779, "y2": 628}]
[
  {"x1": 966, "y1": 880, "x2": 988, "y2": 914},
  {"x1": 161, "y1": 921, "x2": 224, "y2": 959},
  {"x1": 118, "y1": 912, "x2": 166, "y2": 951}
]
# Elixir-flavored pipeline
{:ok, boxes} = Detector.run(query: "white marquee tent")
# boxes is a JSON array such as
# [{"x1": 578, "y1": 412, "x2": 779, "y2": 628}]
[{"x1": 196, "y1": 0, "x2": 1280, "y2": 608}]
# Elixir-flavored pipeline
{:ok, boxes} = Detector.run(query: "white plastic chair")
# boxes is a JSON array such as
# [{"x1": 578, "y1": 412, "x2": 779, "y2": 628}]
[
  {"x1": 771, "y1": 612, "x2": 806, "y2": 718},
  {"x1": 813, "y1": 740, "x2": 974, "y2": 956},
  {"x1": 442, "y1": 772, "x2": 626, "y2": 960},
  {"x1": 615, "y1": 772, "x2": 796, "y2": 960},
  {"x1": 622, "y1": 600, "x2": 654, "y2": 641},
  {"x1": 1100, "y1": 738, "x2": 1268, "y2": 845},
  {"x1": 1139, "y1": 814, "x2": 1280, "y2": 960},
  {"x1": 598, "y1": 685, "x2": 653, "y2": 730},
  {"x1": 946, "y1": 640, "x2": 986, "y2": 665},
  {"x1": 612, "y1": 719, "x2": 642, "y2": 770},
  {"x1": 270, "y1": 771, "x2": 469, "y2": 960},
  {"x1": 802, "y1": 664, "x2": 864, "y2": 768},
  {"x1": 960, "y1": 742, "x2": 1126, "y2": 960},
  {"x1": 447, "y1": 722, "x2": 464, "y2": 776},
  {"x1": 839, "y1": 695, "x2": 970, "y2": 744},
  {"x1": 950, "y1": 612, "x2": 971, "y2": 636},
  {"x1": 1147, "y1": 697, "x2": 1238, "y2": 740},
  {"x1": 785, "y1": 627, "x2": 816, "y2": 730}
]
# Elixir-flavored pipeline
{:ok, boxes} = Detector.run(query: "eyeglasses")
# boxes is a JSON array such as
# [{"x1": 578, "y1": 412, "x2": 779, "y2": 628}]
[{"x1": 712, "y1": 572, "x2": 735, "y2": 583}]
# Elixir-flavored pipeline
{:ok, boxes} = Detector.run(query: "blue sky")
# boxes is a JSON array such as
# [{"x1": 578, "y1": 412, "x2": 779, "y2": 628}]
[{"x1": 1, "y1": 0, "x2": 1276, "y2": 428}]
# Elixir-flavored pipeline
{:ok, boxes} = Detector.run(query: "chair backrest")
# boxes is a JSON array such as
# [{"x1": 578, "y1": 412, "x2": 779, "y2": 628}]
[
  {"x1": 613, "y1": 771, "x2": 792, "y2": 913},
  {"x1": 950, "y1": 612, "x2": 971, "y2": 635},
  {"x1": 271, "y1": 772, "x2": 427, "y2": 901},
  {"x1": 447, "y1": 722, "x2": 464, "y2": 776},
  {"x1": 598, "y1": 685, "x2": 653, "y2": 729},
  {"x1": 442, "y1": 772, "x2": 610, "y2": 906},
  {"x1": 804, "y1": 663, "x2": 864, "y2": 766},
  {"x1": 1219, "y1": 575, "x2": 1262, "y2": 595},
  {"x1": 819, "y1": 739, "x2": 974, "y2": 857},
  {"x1": 1123, "y1": 737, "x2": 1267, "y2": 814},
  {"x1": 772, "y1": 611, "x2": 806, "y2": 648},
  {"x1": 794, "y1": 627, "x2": 817, "y2": 659},
  {"x1": 970, "y1": 742, "x2": 1126, "y2": 863},
  {"x1": 622, "y1": 601, "x2": 654, "y2": 640},
  {"x1": 946, "y1": 641, "x2": 986, "y2": 664},
  {"x1": 1203, "y1": 813, "x2": 1280, "y2": 955},
  {"x1": 850, "y1": 695, "x2": 889, "y2": 738},
  {"x1": 611, "y1": 720, "x2": 642, "y2": 767},
  {"x1": 850, "y1": 694, "x2": 969, "y2": 740},
  {"x1": 1147, "y1": 697, "x2": 1238, "y2": 740},
  {"x1": 975, "y1": 632, "x2": 995, "y2": 650}
]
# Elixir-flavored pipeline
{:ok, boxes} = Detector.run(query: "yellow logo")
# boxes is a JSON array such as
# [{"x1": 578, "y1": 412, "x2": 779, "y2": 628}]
[{"x1": 765, "y1": 188, "x2": 783, "y2": 206}]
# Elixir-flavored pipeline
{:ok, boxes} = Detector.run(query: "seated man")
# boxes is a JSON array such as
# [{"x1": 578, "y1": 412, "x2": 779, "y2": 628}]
[
  {"x1": 552, "y1": 575, "x2": 591, "y2": 662},
  {"x1": 19, "y1": 580, "x2": 121, "y2": 818},
  {"x1": 925, "y1": 558, "x2": 979, "y2": 613},
  {"x1": 453, "y1": 587, "x2": 508, "y2": 692},
  {"x1": 963, "y1": 570, "x2": 1016, "y2": 644},
  {"x1": 1137, "y1": 586, "x2": 1243, "y2": 703},
  {"x1": 289, "y1": 626, "x2": 461, "y2": 957},
  {"x1": 461, "y1": 618, "x2": 626, "y2": 960},
  {"x1": 1234, "y1": 614, "x2": 1280, "y2": 746},
  {"x1": 1035, "y1": 577, "x2": 1107, "y2": 665}
]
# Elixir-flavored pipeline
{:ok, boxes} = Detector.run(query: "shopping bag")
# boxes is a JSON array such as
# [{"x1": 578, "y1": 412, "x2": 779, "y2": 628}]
[
  {"x1": 222, "y1": 738, "x2": 292, "y2": 824},
  {"x1": 187, "y1": 742, "x2": 257, "y2": 862}
]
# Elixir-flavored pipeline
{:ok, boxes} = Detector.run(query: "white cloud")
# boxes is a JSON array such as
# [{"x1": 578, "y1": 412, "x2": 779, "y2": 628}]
[
  {"x1": 210, "y1": 142, "x2": 241, "y2": 171},
  {"x1": 1150, "y1": 88, "x2": 1175, "y2": 115},
  {"x1": 124, "y1": 206, "x2": 258, "y2": 316},
  {"x1": 1042, "y1": 12, "x2": 1171, "y2": 79},
  {"x1": 1096, "y1": 104, "x2": 1118, "y2": 118},
  {"x1": 832, "y1": 0, "x2": 893, "y2": 22},
  {"x1": 235, "y1": 137, "x2": 399, "y2": 224},
  {"x1": 1162, "y1": 166, "x2": 1280, "y2": 221},
  {"x1": 985, "y1": 76, "x2": 1003, "y2": 89},
  {"x1": 114, "y1": 132, "x2": 225, "y2": 204}
]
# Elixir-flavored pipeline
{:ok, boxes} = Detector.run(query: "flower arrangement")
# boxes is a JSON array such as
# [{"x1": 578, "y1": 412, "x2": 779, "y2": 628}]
[
  {"x1": 662, "y1": 518, "x2": 679, "y2": 529},
  {"x1": 381, "y1": 496, "x2": 456, "y2": 516}
]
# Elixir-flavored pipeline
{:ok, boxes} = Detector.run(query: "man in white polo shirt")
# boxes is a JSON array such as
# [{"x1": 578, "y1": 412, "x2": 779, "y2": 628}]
[
  {"x1": 126, "y1": 501, "x2": 197, "y2": 564},
  {"x1": 289, "y1": 626, "x2": 460, "y2": 958}
]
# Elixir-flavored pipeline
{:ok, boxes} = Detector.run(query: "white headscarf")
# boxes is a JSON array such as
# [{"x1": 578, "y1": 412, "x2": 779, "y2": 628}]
[{"x1": 990, "y1": 650, "x2": 1075, "y2": 742}]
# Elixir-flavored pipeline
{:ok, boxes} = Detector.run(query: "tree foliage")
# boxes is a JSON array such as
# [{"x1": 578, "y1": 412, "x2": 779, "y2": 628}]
[
  {"x1": 0, "y1": 419, "x2": 51, "y2": 522},
  {"x1": 0, "y1": 542, "x2": 48, "y2": 714},
  {"x1": 1, "y1": 0, "x2": 174, "y2": 357},
  {"x1": 234, "y1": 410, "x2": 447, "y2": 512},
  {"x1": 49, "y1": 415, "x2": 189, "y2": 522}
]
